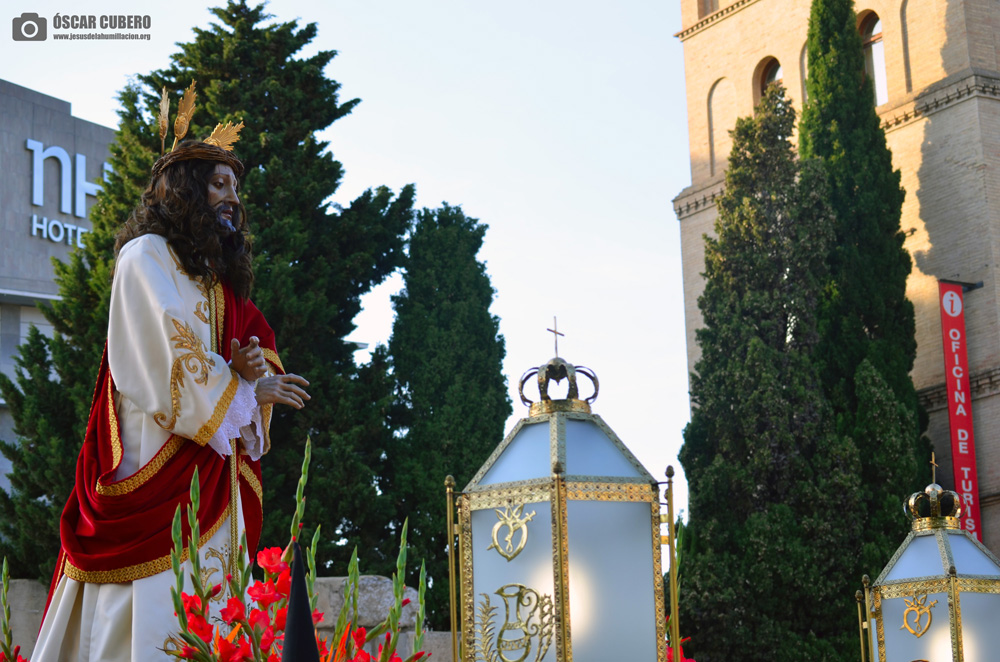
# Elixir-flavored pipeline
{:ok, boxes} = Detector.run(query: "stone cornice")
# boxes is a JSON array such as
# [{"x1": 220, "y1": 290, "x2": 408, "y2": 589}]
[
  {"x1": 918, "y1": 366, "x2": 1000, "y2": 413},
  {"x1": 672, "y1": 180, "x2": 726, "y2": 221},
  {"x1": 675, "y1": 0, "x2": 763, "y2": 41},
  {"x1": 882, "y1": 73, "x2": 1000, "y2": 133}
]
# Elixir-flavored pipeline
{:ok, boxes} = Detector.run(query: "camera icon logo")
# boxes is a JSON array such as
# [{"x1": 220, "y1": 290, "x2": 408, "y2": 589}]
[{"x1": 12, "y1": 13, "x2": 47, "y2": 41}]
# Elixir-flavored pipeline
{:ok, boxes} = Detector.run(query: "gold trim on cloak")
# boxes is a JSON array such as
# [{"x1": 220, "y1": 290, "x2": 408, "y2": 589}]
[
  {"x1": 239, "y1": 461, "x2": 263, "y2": 504},
  {"x1": 96, "y1": 436, "x2": 185, "y2": 497},
  {"x1": 262, "y1": 348, "x2": 283, "y2": 373},
  {"x1": 63, "y1": 508, "x2": 227, "y2": 584}
]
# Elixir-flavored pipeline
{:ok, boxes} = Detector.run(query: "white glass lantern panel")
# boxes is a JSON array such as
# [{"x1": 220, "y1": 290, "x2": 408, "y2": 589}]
[
  {"x1": 470, "y1": 502, "x2": 558, "y2": 662},
  {"x1": 564, "y1": 419, "x2": 643, "y2": 478},
  {"x1": 878, "y1": 591, "x2": 950, "y2": 662},
  {"x1": 948, "y1": 533, "x2": 1000, "y2": 576},
  {"x1": 478, "y1": 422, "x2": 551, "y2": 486},
  {"x1": 883, "y1": 535, "x2": 944, "y2": 581},
  {"x1": 566, "y1": 500, "x2": 657, "y2": 662},
  {"x1": 958, "y1": 592, "x2": 1000, "y2": 659}
]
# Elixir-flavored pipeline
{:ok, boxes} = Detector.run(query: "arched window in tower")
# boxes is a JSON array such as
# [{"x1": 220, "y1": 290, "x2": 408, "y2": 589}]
[
  {"x1": 754, "y1": 57, "x2": 783, "y2": 103},
  {"x1": 708, "y1": 77, "x2": 736, "y2": 177},
  {"x1": 700, "y1": 0, "x2": 720, "y2": 18},
  {"x1": 861, "y1": 12, "x2": 889, "y2": 105},
  {"x1": 800, "y1": 44, "x2": 809, "y2": 102}
]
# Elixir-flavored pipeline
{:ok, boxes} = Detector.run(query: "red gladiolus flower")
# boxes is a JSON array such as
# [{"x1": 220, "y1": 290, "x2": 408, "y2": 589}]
[
  {"x1": 180, "y1": 645, "x2": 198, "y2": 659},
  {"x1": 220, "y1": 596, "x2": 246, "y2": 624},
  {"x1": 273, "y1": 606, "x2": 288, "y2": 631},
  {"x1": 209, "y1": 582, "x2": 223, "y2": 598},
  {"x1": 312, "y1": 608, "x2": 324, "y2": 626},
  {"x1": 249, "y1": 607, "x2": 271, "y2": 633},
  {"x1": 260, "y1": 626, "x2": 276, "y2": 654},
  {"x1": 217, "y1": 636, "x2": 253, "y2": 662},
  {"x1": 248, "y1": 579, "x2": 280, "y2": 609},
  {"x1": 401, "y1": 598, "x2": 411, "y2": 607},
  {"x1": 352, "y1": 627, "x2": 367, "y2": 650},
  {"x1": 181, "y1": 591, "x2": 203, "y2": 616},
  {"x1": 188, "y1": 613, "x2": 214, "y2": 643},
  {"x1": 256, "y1": 547, "x2": 289, "y2": 576},
  {"x1": 666, "y1": 646, "x2": 695, "y2": 662},
  {"x1": 275, "y1": 569, "x2": 291, "y2": 597}
]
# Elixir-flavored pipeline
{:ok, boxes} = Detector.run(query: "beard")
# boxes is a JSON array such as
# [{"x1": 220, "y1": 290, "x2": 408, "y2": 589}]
[{"x1": 215, "y1": 204, "x2": 240, "y2": 234}]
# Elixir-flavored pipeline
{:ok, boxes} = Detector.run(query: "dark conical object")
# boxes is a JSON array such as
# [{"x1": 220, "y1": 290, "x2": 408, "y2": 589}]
[{"x1": 281, "y1": 541, "x2": 320, "y2": 662}]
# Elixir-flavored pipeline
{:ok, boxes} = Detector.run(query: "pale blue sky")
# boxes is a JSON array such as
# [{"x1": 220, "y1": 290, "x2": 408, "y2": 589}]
[{"x1": 2, "y1": 1, "x2": 693, "y2": 517}]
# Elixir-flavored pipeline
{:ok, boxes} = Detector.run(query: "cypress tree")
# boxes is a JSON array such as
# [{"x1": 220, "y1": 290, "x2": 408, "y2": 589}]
[
  {"x1": 679, "y1": 85, "x2": 862, "y2": 662},
  {"x1": 0, "y1": 1, "x2": 415, "y2": 579},
  {"x1": 798, "y1": 0, "x2": 927, "y2": 574},
  {"x1": 387, "y1": 204, "x2": 511, "y2": 626}
]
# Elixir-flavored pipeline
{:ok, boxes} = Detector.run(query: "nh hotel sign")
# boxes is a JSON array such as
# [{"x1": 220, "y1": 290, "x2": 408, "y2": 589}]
[{"x1": 25, "y1": 138, "x2": 110, "y2": 248}]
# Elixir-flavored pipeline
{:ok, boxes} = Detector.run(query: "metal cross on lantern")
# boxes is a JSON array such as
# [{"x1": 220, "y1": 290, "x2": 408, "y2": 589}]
[{"x1": 547, "y1": 317, "x2": 564, "y2": 357}]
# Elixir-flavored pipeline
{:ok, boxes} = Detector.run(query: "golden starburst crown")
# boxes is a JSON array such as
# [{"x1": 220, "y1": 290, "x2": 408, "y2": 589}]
[{"x1": 151, "y1": 80, "x2": 246, "y2": 178}]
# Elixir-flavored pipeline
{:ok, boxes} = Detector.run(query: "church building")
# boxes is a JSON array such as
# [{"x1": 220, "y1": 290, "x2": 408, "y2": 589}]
[{"x1": 673, "y1": 0, "x2": 1000, "y2": 553}]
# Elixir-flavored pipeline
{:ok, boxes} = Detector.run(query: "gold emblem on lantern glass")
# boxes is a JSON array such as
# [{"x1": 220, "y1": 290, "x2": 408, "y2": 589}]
[
  {"x1": 487, "y1": 503, "x2": 535, "y2": 562},
  {"x1": 475, "y1": 584, "x2": 554, "y2": 662},
  {"x1": 900, "y1": 594, "x2": 937, "y2": 638}
]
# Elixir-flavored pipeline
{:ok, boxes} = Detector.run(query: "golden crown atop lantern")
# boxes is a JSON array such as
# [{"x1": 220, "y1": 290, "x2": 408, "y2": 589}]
[
  {"x1": 518, "y1": 357, "x2": 600, "y2": 416},
  {"x1": 906, "y1": 481, "x2": 962, "y2": 531},
  {"x1": 152, "y1": 80, "x2": 246, "y2": 178}
]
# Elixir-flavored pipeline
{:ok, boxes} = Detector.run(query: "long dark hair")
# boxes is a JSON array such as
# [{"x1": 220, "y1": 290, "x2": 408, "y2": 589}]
[{"x1": 115, "y1": 156, "x2": 254, "y2": 298}]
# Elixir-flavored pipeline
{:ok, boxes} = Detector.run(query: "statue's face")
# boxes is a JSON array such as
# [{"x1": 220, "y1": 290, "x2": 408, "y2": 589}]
[{"x1": 207, "y1": 164, "x2": 240, "y2": 231}]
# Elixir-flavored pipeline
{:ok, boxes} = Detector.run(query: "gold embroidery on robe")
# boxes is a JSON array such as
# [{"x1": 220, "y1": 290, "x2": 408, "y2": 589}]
[
  {"x1": 154, "y1": 319, "x2": 216, "y2": 431},
  {"x1": 202, "y1": 544, "x2": 238, "y2": 602}
]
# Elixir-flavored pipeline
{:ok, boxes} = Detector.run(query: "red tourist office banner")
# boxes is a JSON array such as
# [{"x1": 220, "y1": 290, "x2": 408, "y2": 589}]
[{"x1": 939, "y1": 281, "x2": 982, "y2": 540}]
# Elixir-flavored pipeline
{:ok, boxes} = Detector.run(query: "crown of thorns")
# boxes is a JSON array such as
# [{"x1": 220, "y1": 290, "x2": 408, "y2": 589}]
[{"x1": 150, "y1": 80, "x2": 245, "y2": 178}]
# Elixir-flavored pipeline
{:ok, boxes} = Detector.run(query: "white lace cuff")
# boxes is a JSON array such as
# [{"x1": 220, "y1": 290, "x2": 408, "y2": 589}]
[
  {"x1": 207, "y1": 376, "x2": 258, "y2": 458},
  {"x1": 241, "y1": 403, "x2": 265, "y2": 461}
]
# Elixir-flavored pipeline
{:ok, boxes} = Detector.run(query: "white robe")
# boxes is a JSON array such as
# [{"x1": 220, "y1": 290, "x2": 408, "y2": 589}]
[{"x1": 33, "y1": 235, "x2": 271, "y2": 661}]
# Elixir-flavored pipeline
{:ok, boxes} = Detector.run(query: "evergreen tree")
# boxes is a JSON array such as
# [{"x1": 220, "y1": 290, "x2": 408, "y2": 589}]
[
  {"x1": 388, "y1": 204, "x2": 511, "y2": 626},
  {"x1": 1, "y1": 1, "x2": 415, "y2": 579},
  {"x1": 798, "y1": 0, "x2": 927, "y2": 573},
  {"x1": 679, "y1": 86, "x2": 862, "y2": 662}
]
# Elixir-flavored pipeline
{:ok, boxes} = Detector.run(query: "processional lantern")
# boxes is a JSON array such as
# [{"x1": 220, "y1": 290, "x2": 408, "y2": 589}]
[
  {"x1": 446, "y1": 356, "x2": 668, "y2": 662},
  {"x1": 858, "y1": 466, "x2": 1000, "y2": 662}
]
